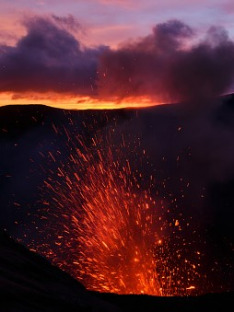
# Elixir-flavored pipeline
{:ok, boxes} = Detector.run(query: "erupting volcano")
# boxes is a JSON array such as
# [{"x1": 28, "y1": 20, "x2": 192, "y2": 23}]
[
  {"x1": 1, "y1": 2, "x2": 234, "y2": 309},
  {"x1": 70, "y1": 150, "x2": 160, "y2": 295},
  {"x1": 26, "y1": 122, "x2": 201, "y2": 297},
  {"x1": 37, "y1": 131, "x2": 162, "y2": 295}
]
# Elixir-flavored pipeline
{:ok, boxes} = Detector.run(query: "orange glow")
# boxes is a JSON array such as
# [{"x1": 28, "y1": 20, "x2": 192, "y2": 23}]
[
  {"x1": 43, "y1": 134, "x2": 161, "y2": 295},
  {"x1": 186, "y1": 286, "x2": 196, "y2": 290},
  {"x1": 0, "y1": 92, "x2": 164, "y2": 110},
  {"x1": 26, "y1": 127, "x2": 202, "y2": 296}
]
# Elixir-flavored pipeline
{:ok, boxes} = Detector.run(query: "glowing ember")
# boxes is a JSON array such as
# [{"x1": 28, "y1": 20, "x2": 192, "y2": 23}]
[
  {"x1": 42, "y1": 133, "x2": 162, "y2": 295},
  {"x1": 27, "y1": 123, "x2": 202, "y2": 296},
  {"x1": 72, "y1": 155, "x2": 161, "y2": 295}
]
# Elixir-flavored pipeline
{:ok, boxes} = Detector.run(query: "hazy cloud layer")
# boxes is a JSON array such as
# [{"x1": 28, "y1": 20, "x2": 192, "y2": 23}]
[
  {"x1": 98, "y1": 20, "x2": 234, "y2": 102},
  {"x1": 0, "y1": 17, "x2": 234, "y2": 103},
  {"x1": 0, "y1": 16, "x2": 105, "y2": 95}
]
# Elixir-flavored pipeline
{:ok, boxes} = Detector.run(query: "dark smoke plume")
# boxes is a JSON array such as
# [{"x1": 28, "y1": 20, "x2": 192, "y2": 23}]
[
  {"x1": 98, "y1": 20, "x2": 234, "y2": 102},
  {"x1": 0, "y1": 17, "x2": 234, "y2": 103},
  {"x1": 0, "y1": 16, "x2": 105, "y2": 95}
]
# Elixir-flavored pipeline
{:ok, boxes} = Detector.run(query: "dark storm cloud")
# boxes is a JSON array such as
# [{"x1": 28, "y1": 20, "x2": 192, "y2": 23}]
[
  {"x1": 0, "y1": 16, "x2": 105, "y2": 95},
  {"x1": 98, "y1": 20, "x2": 234, "y2": 102}
]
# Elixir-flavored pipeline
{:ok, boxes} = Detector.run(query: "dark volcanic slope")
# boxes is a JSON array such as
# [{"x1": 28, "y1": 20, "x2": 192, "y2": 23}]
[
  {"x1": 96, "y1": 292, "x2": 234, "y2": 312},
  {"x1": 0, "y1": 230, "x2": 120, "y2": 312},
  {"x1": 0, "y1": 230, "x2": 233, "y2": 312}
]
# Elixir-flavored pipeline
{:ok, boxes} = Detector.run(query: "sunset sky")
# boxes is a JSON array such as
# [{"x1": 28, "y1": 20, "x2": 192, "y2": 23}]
[
  {"x1": 1, "y1": 2, "x2": 234, "y2": 296},
  {"x1": 1, "y1": 0, "x2": 234, "y2": 47},
  {"x1": 0, "y1": 0, "x2": 234, "y2": 108}
]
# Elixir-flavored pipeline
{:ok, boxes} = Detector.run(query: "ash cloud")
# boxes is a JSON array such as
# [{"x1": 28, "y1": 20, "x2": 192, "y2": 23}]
[
  {"x1": 0, "y1": 16, "x2": 105, "y2": 95},
  {"x1": 98, "y1": 20, "x2": 234, "y2": 102},
  {"x1": 0, "y1": 18, "x2": 234, "y2": 102}
]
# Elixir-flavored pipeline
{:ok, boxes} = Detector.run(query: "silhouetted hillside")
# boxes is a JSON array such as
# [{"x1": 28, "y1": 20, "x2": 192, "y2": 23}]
[
  {"x1": 0, "y1": 230, "x2": 120, "y2": 311},
  {"x1": 0, "y1": 230, "x2": 233, "y2": 311}
]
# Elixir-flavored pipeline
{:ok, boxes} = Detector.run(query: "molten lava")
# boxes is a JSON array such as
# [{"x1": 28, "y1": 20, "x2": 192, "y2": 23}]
[
  {"x1": 42, "y1": 133, "x2": 162, "y2": 295},
  {"x1": 71, "y1": 154, "x2": 161, "y2": 295},
  {"x1": 27, "y1": 125, "x2": 201, "y2": 296}
]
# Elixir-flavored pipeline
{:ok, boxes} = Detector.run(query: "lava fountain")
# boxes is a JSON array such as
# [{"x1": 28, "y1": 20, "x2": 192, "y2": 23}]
[
  {"x1": 72, "y1": 147, "x2": 161, "y2": 295},
  {"x1": 35, "y1": 127, "x2": 162, "y2": 295},
  {"x1": 30, "y1": 120, "x2": 200, "y2": 296}
]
